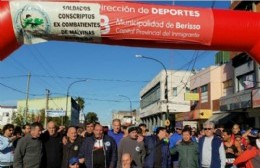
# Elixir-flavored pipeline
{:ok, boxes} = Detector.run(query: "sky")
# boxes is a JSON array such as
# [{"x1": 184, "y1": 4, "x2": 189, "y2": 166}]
[{"x1": 0, "y1": 1, "x2": 230, "y2": 125}]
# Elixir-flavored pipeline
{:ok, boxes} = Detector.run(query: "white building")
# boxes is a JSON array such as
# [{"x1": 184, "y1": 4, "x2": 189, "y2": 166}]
[
  {"x1": 0, "y1": 105, "x2": 17, "y2": 128},
  {"x1": 139, "y1": 70, "x2": 192, "y2": 131},
  {"x1": 112, "y1": 110, "x2": 137, "y2": 126}
]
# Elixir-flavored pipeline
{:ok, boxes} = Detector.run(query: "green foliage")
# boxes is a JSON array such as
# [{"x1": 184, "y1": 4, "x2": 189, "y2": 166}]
[
  {"x1": 13, "y1": 112, "x2": 24, "y2": 126},
  {"x1": 85, "y1": 112, "x2": 98, "y2": 123},
  {"x1": 75, "y1": 97, "x2": 85, "y2": 111}
]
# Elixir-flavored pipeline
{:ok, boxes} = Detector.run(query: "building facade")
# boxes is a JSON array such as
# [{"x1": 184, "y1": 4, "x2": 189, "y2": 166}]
[
  {"x1": 218, "y1": 1, "x2": 260, "y2": 128},
  {"x1": 139, "y1": 70, "x2": 192, "y2": 131},
  {"x1": 112, "y1": 110, "x2": 137, "y2": 126},
  {"x1": 0, "y1": 105, "x2": 17, "y2": 128},
  {"x1": 17, "y1": 96, "x2": 80, "y2": 125}
]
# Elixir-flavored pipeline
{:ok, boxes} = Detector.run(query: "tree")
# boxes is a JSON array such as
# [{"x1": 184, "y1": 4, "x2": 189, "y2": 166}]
[
  {"x1": 85, "y1": 112, "x2": 98, "y2": 123},
  {"x1": 75, "y1": 97, "x2": 85, "y2": 111},
  {"x1": 13, "y1": 112, "x2": 24, "y2": 126}
]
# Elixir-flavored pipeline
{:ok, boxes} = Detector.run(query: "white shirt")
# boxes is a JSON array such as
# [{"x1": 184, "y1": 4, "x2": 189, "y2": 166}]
[{"x1": 201, "y1": 136, "x2": 226, "y2": 168}]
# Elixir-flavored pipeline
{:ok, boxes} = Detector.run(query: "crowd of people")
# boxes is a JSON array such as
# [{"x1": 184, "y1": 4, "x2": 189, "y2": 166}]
[{"x1": 1, "y1": 119, "x2": 260, "y2": 168}]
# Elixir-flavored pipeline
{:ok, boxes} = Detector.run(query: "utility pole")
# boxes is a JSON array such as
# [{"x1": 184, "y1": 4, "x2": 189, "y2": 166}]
[
  {"x1": 24, "y1": 72, "x2": 31, "y2": 124},
  {"x1": 44, "y1": 89, "x2": 50, "y2": 129}
]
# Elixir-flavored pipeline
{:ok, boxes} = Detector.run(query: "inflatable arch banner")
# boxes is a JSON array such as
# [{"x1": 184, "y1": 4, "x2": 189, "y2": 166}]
[{"x1": 1, "y1": 1, "x2": 260, "y2": 62}]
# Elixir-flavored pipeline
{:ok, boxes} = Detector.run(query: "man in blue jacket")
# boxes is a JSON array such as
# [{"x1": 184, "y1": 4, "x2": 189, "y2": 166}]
[
  {"x1": 144, "y1": 127, "x2": 171, "y2": 168},
  {"x1": 79, "y1": 123, "x2": 117, "y2": 168},
  {"x1": 169, "y1": 122, "x2": 183, "y2": 168},
  {"x1": 108, "y1": 119, "x2": 124, "y2": 146}
]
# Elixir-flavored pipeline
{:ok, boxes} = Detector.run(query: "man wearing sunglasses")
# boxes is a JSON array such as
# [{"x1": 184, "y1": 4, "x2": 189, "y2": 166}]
[
  {"x1": 169, "y1": 122, "x2": 183, "y2": 168},
  {"x1": 198, "y1": 121, "x2": 226, "y2": 168}
]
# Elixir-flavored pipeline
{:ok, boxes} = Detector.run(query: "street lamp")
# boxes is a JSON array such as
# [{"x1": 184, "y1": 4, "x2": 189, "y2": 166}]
[
  {"x1": 64, "y1": 79, "x2": 87, "y2": 125},
  {"x1": 118, "y1": 94, "x2": 133, "y2": 124},
  {"x1": 135, "y1": 54, "x2": 170, "y2": 126},
  {"x1": 118, "y1": 94, "x2": 132, "y2": 112}
]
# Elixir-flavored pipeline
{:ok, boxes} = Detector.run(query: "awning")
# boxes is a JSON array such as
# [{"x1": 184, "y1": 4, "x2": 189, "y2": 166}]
[{"x1": 207, "y1": 113, "x2": 232, "y2": 124}]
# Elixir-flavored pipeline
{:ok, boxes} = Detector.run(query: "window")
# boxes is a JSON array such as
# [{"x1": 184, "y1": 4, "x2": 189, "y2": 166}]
[
  {"x1": 141, "y1": 83, "x2": 160, "y2": 108},
  {"x1": 223, "y1": 80, "x2": 233, "y2": 89},
  {"x1": 201, "y1": 84, "x2": 208, "y2": 92},
  {"x1": 237, "y1": 73, "x2": 255, "y2": 91},
  {"x1": 185, "y1": 87, "x2": 190, "y2": 92},
  {"x1": 191, "y1": 88, "x2": 198, "y2": 93},
  {"x1": 173, "y1": 87, "x2": 177, "y2": 97},
  {"x1": 201, "y1": 84, "x2": 208, "y2": 103}
]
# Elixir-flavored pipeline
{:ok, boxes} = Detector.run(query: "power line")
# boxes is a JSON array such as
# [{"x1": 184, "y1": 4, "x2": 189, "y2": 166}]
[
  {"x1": 0, "y1": 74, "x2": 149, "y2": 83},
  {"x1": 0, "y1": 82, "x2": 44, "y2": 97},
  {"x1": 26, "y1": 46, "x2": 66, "y2": 91}
]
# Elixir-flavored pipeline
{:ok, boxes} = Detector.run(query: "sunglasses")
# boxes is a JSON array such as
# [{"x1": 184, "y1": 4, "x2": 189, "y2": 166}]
[
  {"x1": 176, "y1": 128, "x2": 182, "y2": 130},
  {"x1": 203, "y1": 128, "x2": 212, "y2": 131}
]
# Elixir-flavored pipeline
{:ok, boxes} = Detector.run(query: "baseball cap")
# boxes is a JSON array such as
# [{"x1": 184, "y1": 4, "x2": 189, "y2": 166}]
[{"x1": 69, "y1": 157, "x2": 79, "y2": 165}]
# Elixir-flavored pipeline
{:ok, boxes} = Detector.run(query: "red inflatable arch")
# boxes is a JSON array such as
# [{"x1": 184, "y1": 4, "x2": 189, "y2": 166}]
[{"x1": 1, "y1": 1, "x2": 260, "y2": 62}]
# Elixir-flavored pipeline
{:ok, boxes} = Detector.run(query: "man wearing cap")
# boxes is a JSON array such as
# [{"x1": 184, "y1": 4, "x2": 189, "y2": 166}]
[
  {"x1": 117, "y1": 126, "x2": 145, "y2": 168},
  {"x1": 169, "y1": 122, "x2": 183, "y2": 168},
  {"x1": 79, "y1": 123, "x2": 117, "y2": 168}
]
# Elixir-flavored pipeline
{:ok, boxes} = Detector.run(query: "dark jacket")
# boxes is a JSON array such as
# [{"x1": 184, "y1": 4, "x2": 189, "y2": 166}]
[
  {"x1": 41, "y1": 131, "x2": 63, "y2": 168},
  {"x1": 61, "y1": 137, "x2": 83, "y2": 168},
  {"x1": 170, "y1": 140, "x2": 199, "y2": 168},
  {"x1": 79, "y1": 134, "x2": 117, "y2": 168},
  {"x1": 13, "y1": 134, "x2": 42, "y2": 168},
  {"x1": 144, "y1": 135, "x2": 171, "y2": 168}
]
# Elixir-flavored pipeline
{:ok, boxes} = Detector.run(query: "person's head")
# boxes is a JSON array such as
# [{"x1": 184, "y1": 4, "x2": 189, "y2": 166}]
[
  {"x1": 248, "y1": 136, "x2": 258, "y2": 147},
  {"x1": 222, "y1": 129, "x2": 232, "y2": 142},
  {"x1": 112, "y1": 119, "x2": 121, "y2": 133},
  {"x1": 235, "y1": 133, "x2": 242, "y2": 142},
  {"x1": 156, "y1": 127, "x2": 167, "y2": 140},
  {"x1": 128, "y1": 126, "x2": 138, "y2": 140},
  {"x1": 14, "y1": 126, "x2": 22, "y2": 137},
  {"x1": 216, "y1": 124, "x2": 225, "y2": 132},
  {"x1": 191, "y1": 127, "x2": 197, "y2": 136},
  {"x1": 85, "y1": 122, "x2": 94, "y2": 134},
  {"x1": 94, "y1": 124, "x2": 103, "y2": 139},
  {"x1": 182, "y1": 127, "x2": 192, "y2": 142},
  {"x1": 30, "y1": 122, "x2": 42, "y2": 138},
  {"x1": 199, "y1": 129, "x2": 205, "y2": 136},
  {"x1": 138, "y1": 123, "x2": 147, "y2": 133},
  {"x1": 69, "y1": 157, "x2": 80, "y2": 168},
  {"x1": 22, "y1": 123, "x2": 31, "y2": 135},
  {"x1": 76, "y1": 127, "x2": 84, "y2": 136},
  {"x1": 122, "y1": 153, "x2": 132, "y2": 168},
  {"x1": 47, "y1": 121, "x2": 56, "y2": 136},
  {"x1": 3, "y1": 124, "x2": 14, "y2": 137},
  {"x1": 103, "y1": 126, "x2": 109, "y2": 135},
  {"x1": 215, "y1": 128, "x2": 223, "y2": 138},
  {"x1": 232, "y1": 124, "x2": 241, "y2": 135},
  {"x1": 121, "y1": 125, "x2": 128, "y2": 135},
  {"x1": 203, "y1": 121, "x2": 215, "y2": 137},
  {"x1": 67, "y1": 126, "x2": 77, "y2": 142},
  {"x1": 175, "y1": 122, "x2": 183, "y2": 134}
]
